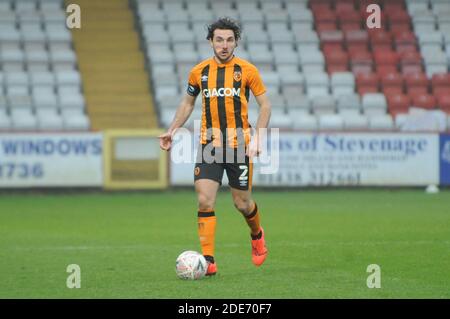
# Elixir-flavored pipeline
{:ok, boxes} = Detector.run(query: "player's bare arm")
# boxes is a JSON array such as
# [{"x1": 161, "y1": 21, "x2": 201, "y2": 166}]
[
  {"x1": 247, "y1": 93, "x2": 271, "y2": 158},
  {"x1": 159, "y1": 94, "x2": 196, "y2": 151}
]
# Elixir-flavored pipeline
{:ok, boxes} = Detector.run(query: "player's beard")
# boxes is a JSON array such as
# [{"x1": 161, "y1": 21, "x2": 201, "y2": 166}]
[{"x1": 214, "y1": 48, "x2": 234, "y2": 64}]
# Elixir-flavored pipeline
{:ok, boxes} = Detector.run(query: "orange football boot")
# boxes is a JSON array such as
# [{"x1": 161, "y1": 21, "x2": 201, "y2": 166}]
[
  {"x1": 205, "y1": 261, "x2": 217, "y2": 276},
  {"x1": 251, "y1": 228, "x2": 268, "y2": 266}
]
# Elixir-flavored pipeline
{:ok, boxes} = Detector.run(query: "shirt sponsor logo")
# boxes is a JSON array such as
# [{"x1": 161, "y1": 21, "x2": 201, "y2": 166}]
[{"x1": 203, "y1": 87, "x2": 241, "y2": 98}]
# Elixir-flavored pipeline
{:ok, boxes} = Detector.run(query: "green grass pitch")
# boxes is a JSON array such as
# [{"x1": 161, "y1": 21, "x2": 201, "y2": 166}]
[{"x1": 0, "y1": 189, "x2": 449, "y2": 298}]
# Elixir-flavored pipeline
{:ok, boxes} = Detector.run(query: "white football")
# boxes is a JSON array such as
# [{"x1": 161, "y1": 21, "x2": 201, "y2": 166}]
[{"x1": 175, "y1": 250, "x2": 207, "y2": 280}]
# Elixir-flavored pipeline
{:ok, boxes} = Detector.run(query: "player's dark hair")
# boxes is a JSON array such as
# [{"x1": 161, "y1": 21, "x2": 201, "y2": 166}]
[{"x1": 206, "y1": 17, "x2": 241, "y2": 41}]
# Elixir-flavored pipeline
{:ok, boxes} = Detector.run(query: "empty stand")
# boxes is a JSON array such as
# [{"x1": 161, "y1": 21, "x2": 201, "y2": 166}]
[
  {"x1": 130, "y1": 0, "x2": 450, "y2": 132},
  {"x1": 0, "y1": 0, "x2": 90, "y2": 131},
  {"x1": 71, "y1": 0, "x2": 156, "y2": 130}
]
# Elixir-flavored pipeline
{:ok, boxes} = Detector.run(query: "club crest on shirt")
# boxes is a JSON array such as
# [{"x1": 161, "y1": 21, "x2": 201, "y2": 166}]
[{"x1": 233, "y1": 71, "x2": 242, "y2": 82}]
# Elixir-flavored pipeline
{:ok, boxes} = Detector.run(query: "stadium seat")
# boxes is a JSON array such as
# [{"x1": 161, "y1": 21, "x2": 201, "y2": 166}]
[
  {"x1": 362, "y1": 93, "x2": 388, "y2": 116},
  {"x1": 388, "y1": 10, "x2": 412, "y2": 33},
  {"x1": 343, "y1": 113, "x2": 369, "y2": 130},
  {"x1": 369, "y1": 114, "x2": 395, "y2": 130},
  {"x1": 59, "y1": 92, "x2": 85, "y2": 110},
  {"x1": 0, "y1": 113, "x2": 11, "y2": 130},
  {"x1": 336, "y1": 94, "x2": 361, "y2": 115},
  {"x1": 350, "y1": 50, "x2": 373, "y2": 75},
  {"x1": 318, "y1": 114, "x2": 344, "y2": 130},
  {"x1": 311, "y1": 95, "x2": 336, "y2": 115},
  {"x1": 438, "y1": 94, "x2": 450, "y2": 114},
  {"x1": 36, "y1": 108, "x2": 63, "y2": 131},
  {"x1": 314, "y1": 10, "x2": 337, "y2": 33},
  {"x1": 412, "y1": 94, "x2": 437, "y2": 110},
  {"x1": 394, "y1": 31, "x2": 417, "y2": 53},
  {"x1": 405, "y1": 72, "x2": 429, "y2": 94},
  {"x1": 331, "y1": 72, "x2": 355, "y2": 97},
  {"x1": 407, "y1": 1, "x2": 428, "y2": 16},
  {"x1": 345, "y1": 30, "x2": 369, "y2": 52},
  {"x1": 319, "y1": 30, "x2": 344, "y2": 52},
  {"x1": 381, "y1": 72, "x2": 404, "y2": 95},
  {"x1": 386, "y1": 93, "x2": 411, "y2": 117},
  {"x1": 399, "y1": 51, "x2": 423, "y2": 74},
  {"x1": 285, "y1": 94, "x2": 311, "y2": 112},
  {"x1": 62, "y1": 113, "x2": 90, "y2": 131},
  {"x1": 338, "y1": 10, "x2": 361, "y2": 32},
  {"x1": 292, "y1": 114, "x2": 318, "y2": 130},
  {"x1": 370, "y1": 30, "x2": 393, "y2": 51},
  {"x1": 356, "y1": 73, "x2": 379, "y2": 95},
  {"x1": 11, "y1": 108, "x2": 37, "y2": 131},
  {"x1": 299, "y1": 49, "x2": 325, "y2": 73},
  {"x1": 33, "y1": 89, "x2": 58, "y2": 109},
  {"x1": 374, "y1": 50, "x2": 400, "y2": 68},
  {"x1": 431, "y1": 73, "x2": 450, "y2": 88},
  {"x1": 305, "y1": 72, "x2": 329, "y2": 99}
]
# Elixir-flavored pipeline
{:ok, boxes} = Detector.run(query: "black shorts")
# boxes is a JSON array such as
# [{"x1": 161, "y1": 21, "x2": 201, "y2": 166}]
[{"x1": 194, "y1": 144, "x2": 253, "y2": 190}]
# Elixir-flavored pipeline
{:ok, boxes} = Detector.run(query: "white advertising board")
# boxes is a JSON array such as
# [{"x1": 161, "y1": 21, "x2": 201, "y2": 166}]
[
  {"x1": 0, "y1": 133, "x2": 103, "y2": 187},
  {"x1": 170, "y1": 132, "x2": 439, "y2": 187}
]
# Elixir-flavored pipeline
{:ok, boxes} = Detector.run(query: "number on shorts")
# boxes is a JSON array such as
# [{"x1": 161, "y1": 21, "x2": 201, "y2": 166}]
[{"x1": 239, "y1": 165, "x2": 248, "y2": 181}]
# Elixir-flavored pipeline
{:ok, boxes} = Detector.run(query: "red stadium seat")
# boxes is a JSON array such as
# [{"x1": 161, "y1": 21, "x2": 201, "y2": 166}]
[
  {"x1": 431, "y1": 73, "x2": 450, "y2": 88},
  {"x1": 350, "y1": 50, "x2": 372, "y2": 63},
  {"x1": 381, "y1": 72, "x2": 404, "y2": 91},
  {"x1": 390, "y1": 23, "x2": 411, "y2": 34},
  {"x1": 383, "y1": 86, "x2": 403, "y2": 95},
  {"x1": 352, "y1": 64, "x2": 374, "y2": 75},
  {"x1": 401, "y1": 64, "x2": 423, "y2": 75},
  {"x1": 412, "y1": 94, "x2": 437, "y2": 110},
  {"x1": 399, "y1": 51, "x2": 422, "y2": 74},
  {"x1": 408, "y1": 90, "x2": 425, "y2": 103},
  {"x1": 394, "y1": 31, "x2": 417, "y2": 53},
  {"x1": 327, "y1": 64, "x2": 349, "y2": 74},
  {"x1": 376, "y1": 65, "x2": 399, "y2": 76},
  {"x1": 358, "y1": 86, "x2": 379, "y2": 95},
  {"x1": 433, "y1": 87, "x2": 450, "y2": 99},
  {"x1": 347, "y1": 46, "x2": 370, "y2": 56},
  {"x1": 356, "y1": 72, "x2": 379, "y2": 94},
  {"x1": 386, "y1": 93, "x2": 411, "y2": 116},
  {"x1": 338, "y1": 10, "x2": 362, "y2": 31},
  {"x1": 341, "y1": 22, "x2": 362, "y2": 32},
  {"x1": 437, "y1": 94, "x2": 450, "y2": 114},
  {"x1": 314, "y1": 10, "x2": 337, "y2": 23},
  {"x1": 384, "y1": 2, "x2": 406, "y2": 13},
  {"x1": 356, "y1": 72, "x2": 379, "y2": 86},
  {"x1": 335, "y1": 2, "x2": 356, "y2": 14},
  {"x1": 316, "y1": 22, "x2": 338, "y2": 32},
  {"x1": 345, "y1": 30, "x2": 369, "y2": 52},
  {"x1": 369, "y1": 30, "x2": 393, "y2": 51},
  {"x1": 374, "y1": 50, "x2": 399, "y2": 65},
  {"x1": 350, "y1": 50, "x2": 374, "y2": 74},
  {"x1": 405, "y1": 73, "x2": 429, "y2": 94},
  {"x1": 320, "y1": 30, "x2": 344, "y2": 51},
  {"x1": 310, "y1": 1, "x2": 332, "y2": 13},
  {"x1": 325, "y1": 50, "x2": 349, "y2": 64},
  {"x1": 324, "y1": 49, "x2": 349, "y2": 74},
  {"x1": 400, "y1": 51, "x2": 421, "y2": 63},
  {"x1": 386, "y1": 10, "x2": 410, "y2": 23}
]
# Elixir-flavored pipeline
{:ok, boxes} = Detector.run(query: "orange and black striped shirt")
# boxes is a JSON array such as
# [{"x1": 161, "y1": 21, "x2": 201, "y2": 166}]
[{"x1": 187, "y1": 56, "x2": 266, "y2": 148}]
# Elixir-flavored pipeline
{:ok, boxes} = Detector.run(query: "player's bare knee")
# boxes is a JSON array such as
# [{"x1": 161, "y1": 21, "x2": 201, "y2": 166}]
[
  {"x1": 233, "y1": 198, "x2": 252, "y2": 215},
  {"x1": 198, "y1": 193, "x2": 215, "y2": 211}
]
